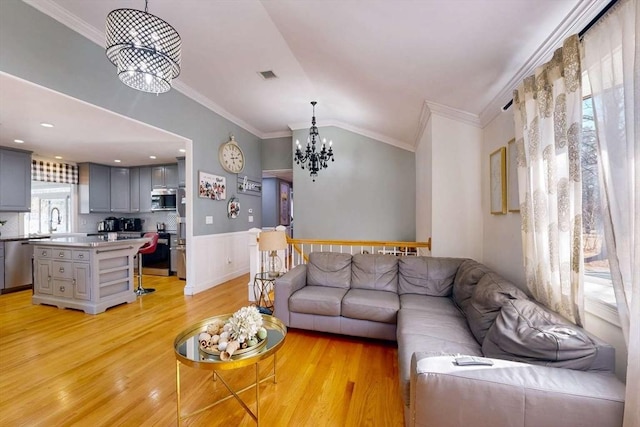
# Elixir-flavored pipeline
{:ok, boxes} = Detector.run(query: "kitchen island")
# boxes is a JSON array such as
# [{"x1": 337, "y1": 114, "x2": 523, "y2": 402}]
[{"x1": 31, "y1": 236, "x2": 149, "y2": 314}]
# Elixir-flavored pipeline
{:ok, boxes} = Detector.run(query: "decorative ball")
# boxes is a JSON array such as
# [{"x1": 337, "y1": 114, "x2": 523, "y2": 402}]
[
  {"x1": 247, "y1": 338, "x2": 258, "y2": 347},
  {"x1": 257, "y1": 327, "x2": 267, "y2": 340},
  {"x1": 217, "y1": 341, "x2": 228, "y2": 351}
]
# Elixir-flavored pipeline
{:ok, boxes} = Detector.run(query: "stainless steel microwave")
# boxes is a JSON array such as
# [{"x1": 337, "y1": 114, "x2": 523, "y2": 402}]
[{"x1": 151, "y1": 188, "x2": 177, "y2": 211}]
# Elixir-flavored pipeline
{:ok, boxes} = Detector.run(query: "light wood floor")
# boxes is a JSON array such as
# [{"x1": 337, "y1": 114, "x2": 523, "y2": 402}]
[{"x1": 0, "y1": 274, "x2": 404, "y2": 426}]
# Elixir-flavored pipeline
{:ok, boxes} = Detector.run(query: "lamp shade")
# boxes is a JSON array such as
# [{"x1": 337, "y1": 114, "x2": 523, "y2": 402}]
[
  {"x1": 105, "y1": 7, "x2": 181, "y2": 93},
  {"x1": 259, "y1": 231, "x2": 287, "y2": 252}
]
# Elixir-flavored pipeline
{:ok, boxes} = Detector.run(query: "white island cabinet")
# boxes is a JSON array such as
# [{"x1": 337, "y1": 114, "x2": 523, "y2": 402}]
[{"x1": 31, "y1": 236, "x2": 149, "y2": 314}]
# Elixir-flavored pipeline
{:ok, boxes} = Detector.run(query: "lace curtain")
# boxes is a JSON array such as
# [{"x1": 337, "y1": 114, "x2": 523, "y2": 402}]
[
  {"x1": 583, "y1": 0, "x2": 639, "y2": 423},
  {"x1": 513, "y1": 34, "x2": 584, "y2": 325}
]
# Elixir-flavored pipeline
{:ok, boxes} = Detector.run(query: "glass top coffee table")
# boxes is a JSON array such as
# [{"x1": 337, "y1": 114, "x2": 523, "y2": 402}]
[{"x1": 174, "y1": 313, "x2": 287, "y2": 425}]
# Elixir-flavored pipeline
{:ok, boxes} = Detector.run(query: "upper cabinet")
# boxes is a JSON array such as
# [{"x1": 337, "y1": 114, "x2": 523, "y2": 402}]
[
  {"x1": 152, "y1": 164, "x2": 178, "y2": 189},
  {"x1": 129, "y1": 167, "x2": 140, "y2": 213},
  {"x1": 177, "y1": 157, "x2": 185, "y2": 187},
  {"x1": 80, "y1": 163, "x2": 177, "y2": 214},
  {"x1": 110, "y1": 167, "x2": 130, "y2": 213},
  {"x1": 139, "y1": 167, "x2": 152, "y2": 213},
  {"x1": 0, "y1": 147, "x2": 32, "y2": 212},
  {"x1": 79, "y1": 163, "x2": 111, "y2": 213}
]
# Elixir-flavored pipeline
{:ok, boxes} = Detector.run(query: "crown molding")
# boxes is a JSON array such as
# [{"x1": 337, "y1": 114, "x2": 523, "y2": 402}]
[
  {"x1": 288, "y1": 120, "x2": 414, "y2": 152},
  {"x1": 478, "y1": 0, "x2": 611, "y2": 127},
  {"x1": 24, "y1": 0, "x2": 104, "y2": 45},
  {"x1": 261, "y1": 130, "x2": 293, "y2": 140},
  {"x1": 412, "y1": 101, "x2": 432, "y2": 147},
  {"x1": 23, "y1": 0, "x2": 266, "y2": 140},
  {"x1": 424, "y1": 101, "x2": 481, "y2": 128}
]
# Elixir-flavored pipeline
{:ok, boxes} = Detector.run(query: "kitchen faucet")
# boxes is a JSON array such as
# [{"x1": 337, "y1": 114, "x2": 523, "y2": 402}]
[{"x1": 49, "y1": 207, "x2": 61, "y2": 233}]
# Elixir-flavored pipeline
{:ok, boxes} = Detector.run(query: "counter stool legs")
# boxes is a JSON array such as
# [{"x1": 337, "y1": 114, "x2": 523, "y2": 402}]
[{"x1": 135, "y1": 253, "x2": 155, "y2": 295}]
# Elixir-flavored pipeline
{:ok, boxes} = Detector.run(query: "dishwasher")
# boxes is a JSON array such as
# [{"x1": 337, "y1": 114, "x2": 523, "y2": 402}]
[{"x1": 3, "y1": 240, "x2": 34, "y2": 293}]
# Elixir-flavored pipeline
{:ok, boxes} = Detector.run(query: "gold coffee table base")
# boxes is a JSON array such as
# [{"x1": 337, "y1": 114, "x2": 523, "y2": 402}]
[{"x1": 174, "y1": 314, "x2": 287, "y2": 425}]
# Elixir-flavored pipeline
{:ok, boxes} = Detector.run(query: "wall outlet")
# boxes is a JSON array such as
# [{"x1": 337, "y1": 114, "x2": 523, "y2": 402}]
[
  {"x1": 205, "y1": 216, "x2": 213, "y2": 224},
  {"x1": 227, "y1": 257, "x2": 232, "y2": 264},
  {"x1": 248, "y1": 215, "x2": 253, "y2": 223}
]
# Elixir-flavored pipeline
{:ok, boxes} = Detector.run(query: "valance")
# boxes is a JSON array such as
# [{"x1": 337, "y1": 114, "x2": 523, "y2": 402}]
[{"x1": 31, "y1": 160, "x2": 79, "y2": 184}]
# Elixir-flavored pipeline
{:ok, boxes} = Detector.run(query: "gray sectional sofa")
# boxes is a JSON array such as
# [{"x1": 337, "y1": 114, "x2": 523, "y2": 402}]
[{"x1": 273, "y1": 252, "x2": 626, "y2": 427}]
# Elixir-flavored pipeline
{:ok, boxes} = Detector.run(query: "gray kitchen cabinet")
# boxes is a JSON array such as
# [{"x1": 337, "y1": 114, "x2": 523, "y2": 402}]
[
  {"x1": 139, "y1": 167, "x2": 152, "y2": 213},
  {"x1": 72, "y1": 261, "x2": 91, "y2": 300},
  {"x1": 0, "y1": 243, "x2": 4, "y2": 291},
  {"x1": 177, "y1": 157, "x2": 185, "y2": 187},
  {"x1": 152, "y1": 164, "x2": 178, "y2": 189},
  {"x1": 129, "y1": 167, "x2": 140, "y2": 213},
  {"x1": 35, "y1": 257, "x2": 52, "y2": 295},
  {"x1": 110, "y1": 167, "x2": 130, "y2": 212},
  {"x1": 79, "y1": 163, "x2": 111, "y2": 213},
  {"x1": 0, "y1": 147, "x2": 32, "y2": 212},
  {"x1": 170, "y1": 233, "x2": 178, "y2": 273}
]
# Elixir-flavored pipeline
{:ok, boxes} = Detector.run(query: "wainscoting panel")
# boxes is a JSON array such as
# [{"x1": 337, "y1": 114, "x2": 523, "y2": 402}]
[{"x1": 183, "y1": 231, "x2": 250, "y2": 295}]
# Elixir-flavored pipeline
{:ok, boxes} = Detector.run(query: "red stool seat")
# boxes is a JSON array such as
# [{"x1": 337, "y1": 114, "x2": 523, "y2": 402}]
[
  {"x1": 136, "y1": 232, "x2": 159, "y2": 295},
  {"x1": 139, "y1": 232, "x2": 159, "y2": 255}
]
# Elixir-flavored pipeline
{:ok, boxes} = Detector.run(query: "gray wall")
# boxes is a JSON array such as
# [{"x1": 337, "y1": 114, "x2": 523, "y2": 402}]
[
  {"x1": 261, "y1": 178, "x2": 278, "y2": 227},
  {"x1": 0, "y1": 0, "x2": 261, "y2": 236},
  {"x1": 293, "y1": 126, "x2": 415, "y2": 240},
  {"x1": 261, "y1": 137, "x2": 292, "y2": 171}
]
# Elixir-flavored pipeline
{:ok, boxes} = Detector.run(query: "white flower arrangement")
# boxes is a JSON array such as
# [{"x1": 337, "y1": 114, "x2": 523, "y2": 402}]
[{"x1": 227, "y1": 306, "x2": 264, "y2": 343}]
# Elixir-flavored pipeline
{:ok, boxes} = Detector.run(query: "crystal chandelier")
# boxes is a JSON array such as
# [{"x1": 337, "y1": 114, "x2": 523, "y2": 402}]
[
  {"x1": 294, "y1": 101, "x2": 335, "y2": 182},
  {"x1": 105, "y1": 0, "x2": 182, "y2": 94}
]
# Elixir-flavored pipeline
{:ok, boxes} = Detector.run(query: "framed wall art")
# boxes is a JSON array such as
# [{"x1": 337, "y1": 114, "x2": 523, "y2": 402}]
[
  {"x1": 507, "y1": 138, "x2": 520, "y2": 212},
  {"x1": 490, "y1": 147, "x2": 507, "y2": 215},
  {"x1": 279, "y1": 181, "x2": 290, "y2": 225},
  {"x1": 227, "y1": 196, "x2": 240, "y2": 219},
  {"x1": 198, "y1": 171, "x2": 226, "y2": 200}
]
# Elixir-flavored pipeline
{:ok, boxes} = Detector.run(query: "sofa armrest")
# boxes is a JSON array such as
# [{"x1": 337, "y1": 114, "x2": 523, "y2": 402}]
[
  {"x1": 273, "y1": 264, "x2": 307, "y2": 326},
  {"x1": 410, "y1": 353, "x2": 625, "y2": 427}
]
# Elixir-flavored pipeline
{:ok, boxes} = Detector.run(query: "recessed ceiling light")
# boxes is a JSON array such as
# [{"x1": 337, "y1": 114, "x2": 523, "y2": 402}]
[
  {"x1": 179, "y1": 148, "x2": 186, "y2": 153},
  {"x1": 54, "y1": 156, "x2": 63, "y2": 159},
  {"x1": 149, "y1": 155, "x2": 157, "y2": 159},
  {"x1": 114, "y1": 159, "x2": 121, "y2": 163},
  {"x1": 40, "y1": 122, "x2": 54, "y2": 128},
  {"x1": 14, "y1": 139, "x2": 24, "y2": 143}
]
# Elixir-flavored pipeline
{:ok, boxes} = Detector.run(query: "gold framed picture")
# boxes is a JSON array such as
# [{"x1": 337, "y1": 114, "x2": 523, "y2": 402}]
[{"x1": 490, "y1": 147, "x2": 507, "y2": 215}]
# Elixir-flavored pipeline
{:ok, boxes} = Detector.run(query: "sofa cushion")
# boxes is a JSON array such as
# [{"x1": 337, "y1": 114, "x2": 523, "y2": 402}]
[
  {"x1": 289, "y1": 285, "x2": 348, "y2": 316},
  {"x1": 342, "y1": 289, "x2": 399, "y2": 324},
  {"x1": 464, "y1": 272, "x2": 529, "y2": 344},
  {"x1": 351, "y1": 254, "x2": 398, "y2": 292},
  {"x1": 452, "y1": 259, "x2": 492, "y2": 311},
  {"x1": 397, "y1": 300, "x2": 482, "y2": 406},
  {"x1": 483, "y1": 299, "x2": 603, "y2": 371},
  {"x1": 398, "y1": 257, "x2": 464, "y2": 296},
  {"x1": 307, "y1": 252, "x2": 352, "y2": 289}
]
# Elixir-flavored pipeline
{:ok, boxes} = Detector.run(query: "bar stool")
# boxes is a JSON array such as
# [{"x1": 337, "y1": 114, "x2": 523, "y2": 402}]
[{"x1": 136, "y1": 232, "x2": 158, "y2": 296}]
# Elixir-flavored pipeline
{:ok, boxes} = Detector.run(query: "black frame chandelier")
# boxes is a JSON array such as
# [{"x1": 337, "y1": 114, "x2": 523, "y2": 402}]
[
  {"x1": 294, "y1": 101, "x2": 335, "y2": 182},
  {"x1": 105, "y1": 0, "x2": 182, "y2": 94}
]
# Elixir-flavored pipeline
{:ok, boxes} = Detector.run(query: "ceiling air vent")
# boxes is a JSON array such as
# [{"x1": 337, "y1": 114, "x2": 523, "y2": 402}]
[{"x1": 258, "y1": 70, "x2": 278, "y2": 80}]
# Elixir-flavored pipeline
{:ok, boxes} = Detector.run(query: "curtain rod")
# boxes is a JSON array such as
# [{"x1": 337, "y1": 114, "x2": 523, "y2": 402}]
[{"x1": 502, "y1": 0, "x2": 620, "y2": 112}]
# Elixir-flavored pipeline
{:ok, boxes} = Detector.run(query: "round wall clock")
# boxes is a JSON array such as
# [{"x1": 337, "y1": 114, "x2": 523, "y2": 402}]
[
  {"x1": 218, "y1": 135, "x2": 245, "y2": 174},
  {"x1": 227, "y1": 196, "x2": 240, "y2": 219}
]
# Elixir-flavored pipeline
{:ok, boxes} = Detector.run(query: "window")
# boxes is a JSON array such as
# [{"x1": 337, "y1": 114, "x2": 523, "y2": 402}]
[
  {"x1": 581, "y1": 96, "x2": 615, "y2": 308},
  {"x1": 25, "y1": 181, "x2": 72, "y2": 235}
]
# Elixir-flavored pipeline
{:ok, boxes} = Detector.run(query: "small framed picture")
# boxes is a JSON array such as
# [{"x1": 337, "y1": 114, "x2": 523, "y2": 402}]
[
  {"x1": 198, "y1": 171, "x2": 226, "y2": 200},
  {"x1": 507, "y1": 138, "x2": 520, "y2": 212},
  {"x1": 490, "y1": 147, "x2": 507, "y2": 215}
]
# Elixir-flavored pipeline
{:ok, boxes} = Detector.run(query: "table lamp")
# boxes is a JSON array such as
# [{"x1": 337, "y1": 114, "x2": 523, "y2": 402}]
[{"x1": 259, "y1": 230, "x2": 287, "y2": 277}]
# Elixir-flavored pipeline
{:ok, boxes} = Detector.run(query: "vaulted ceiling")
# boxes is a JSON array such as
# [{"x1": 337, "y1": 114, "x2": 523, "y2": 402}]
[{"x1": 1, "y1": 0, "x2": 607, "y2": 165}]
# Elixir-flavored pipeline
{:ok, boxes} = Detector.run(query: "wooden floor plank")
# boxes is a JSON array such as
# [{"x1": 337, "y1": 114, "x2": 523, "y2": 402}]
[{"x1": 0, "y1": 274, "x2": 404, "y2": 426}]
